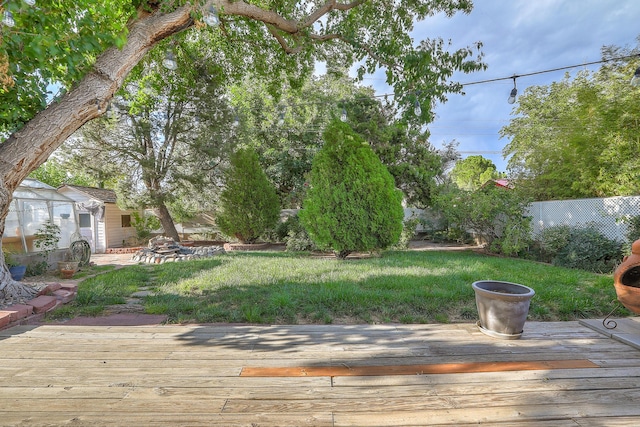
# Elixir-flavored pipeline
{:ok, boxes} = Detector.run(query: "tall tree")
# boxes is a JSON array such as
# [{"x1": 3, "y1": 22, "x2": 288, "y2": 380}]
[
  {"x1": 234, "y1": 71, "x2": 454, "y2": 209},
  {"x1": 344, "y1": 95, "x2": 453, "y2": 208},
  {"x1": 65, "y1": 35, "x2": 235, "y2": 241},
  {"x1": 450, "y1": 155, "x2": 499, "y2": 191},
  {"x1": 0, "y1": 0, "x2": 485, "y2": 300},
  {"x1": 300, "y1": 119, "x2": 404, "y2": 259},
  {"x1": 501, "y1": 42, "x2": 640, "y2": 200},
  {"x1": 216, "y1": 147, "x2": 280, "y2": 243}
]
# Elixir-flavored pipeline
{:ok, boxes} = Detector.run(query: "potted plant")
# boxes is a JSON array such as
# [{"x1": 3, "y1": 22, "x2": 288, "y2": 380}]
[
  {"x1": 57, "y1": 260, "x2": 79, "y2": 279},
  {"x1": 33, "y1": 220, "x2": 61, "y2": 275},
  {"x1": 472, "y1": 280, "x2": 535, "y2": 340}
]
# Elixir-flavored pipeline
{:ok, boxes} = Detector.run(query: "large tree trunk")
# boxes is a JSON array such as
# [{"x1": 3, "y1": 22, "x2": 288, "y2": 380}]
[
  {"x1": 0, "y1": 6, "x2": 194, "y2": 301},
  {"x1": 154, "y1": 204, "x2": 181, "y2": 242}
]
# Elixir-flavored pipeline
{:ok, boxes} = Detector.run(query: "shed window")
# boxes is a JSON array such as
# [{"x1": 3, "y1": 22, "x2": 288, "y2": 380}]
[
  {"x1": 78, "y1": 213, "x2": 91, "y2": 228},
  {"x1": 121, "y1": 215, "x2": 132, "y2": 228}
]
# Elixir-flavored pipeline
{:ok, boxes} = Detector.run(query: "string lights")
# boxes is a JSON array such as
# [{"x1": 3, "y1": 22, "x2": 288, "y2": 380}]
[
  {"x1": 507, "y1": 77, "x2": 517, "y2": 104},
  {"x1": 203, "y1": 5, "x2": 219, "y2": 27},
  {"x1": 163, "y1": 4, "x2": 220, "y2": 71},
  {"x1": 162, "y1": 50, "x2": 178, "y2": 70},
  {"x1": 0, "y1": 0, "x2": 36, "y2": 28}
]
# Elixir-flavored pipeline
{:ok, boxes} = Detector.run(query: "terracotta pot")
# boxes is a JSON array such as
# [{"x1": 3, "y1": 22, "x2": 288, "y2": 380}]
[
  {"x1": 473, "y1": 280, "x2": 535, "y2": 340},
  {"x1": 613, "y1": 239, "x2": 640, "y2": 314},
  {"x1": 60, "y1": 269, "x2": 75, "y2": 279}
]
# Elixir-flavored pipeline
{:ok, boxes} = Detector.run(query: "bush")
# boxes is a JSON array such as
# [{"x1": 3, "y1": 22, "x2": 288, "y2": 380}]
[
  {"x1": 283, "y1": 216, "x2": 317, "y2": 252},
  {"x1": 536, "y1": 225, "x2": 572, "y2": 263},
  {"x1": 622, "y1": 215, "x2": 640, "y2": 243},
  {"x1": 552, "y1": 226, "x2": 623, "y2": 273},
  {"x1": 131, "y1": 212, "x2": 161, "y2": 244},
  {"x1": 299, "y1": 120, "x2": 404, "y2": 259},
  {"x1": 433, "y1": 185, "x2": 531, "y2": 255},
  {"x1": 391, "y1": 216, "x2": 422, "y2": 249},
  {"x1": 216, "y1": 147, "x2": 281, "y2": 243}
]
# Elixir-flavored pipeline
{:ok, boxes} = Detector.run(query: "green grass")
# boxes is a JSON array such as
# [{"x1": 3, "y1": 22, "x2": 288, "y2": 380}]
[{"x1": 51, "y1": 250, "x2": 621, "y2": 324}]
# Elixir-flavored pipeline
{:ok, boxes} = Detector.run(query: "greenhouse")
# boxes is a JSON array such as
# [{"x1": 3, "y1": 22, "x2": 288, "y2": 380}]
[{"x1": 2, "y1": 178, "x2": 80, "y2": 254}]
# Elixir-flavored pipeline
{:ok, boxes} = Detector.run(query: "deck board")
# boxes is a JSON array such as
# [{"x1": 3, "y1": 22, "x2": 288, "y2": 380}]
[{"x1": 0, "y1": 320, "x2": 639, "y2": 426}]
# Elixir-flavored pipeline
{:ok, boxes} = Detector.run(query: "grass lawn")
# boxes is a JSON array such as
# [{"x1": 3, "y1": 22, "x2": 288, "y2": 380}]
[{"x1": 49, "y1": 249, "x2": 622, "y2": 324}]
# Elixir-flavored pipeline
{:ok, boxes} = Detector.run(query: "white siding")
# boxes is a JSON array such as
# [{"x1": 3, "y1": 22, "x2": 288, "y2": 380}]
[
  {"x1": 104, "y1": 204, "x2": 137, "y2": 248},
  {"x1": 57, "y1": 187, "x2": 139, "y2": 253}
]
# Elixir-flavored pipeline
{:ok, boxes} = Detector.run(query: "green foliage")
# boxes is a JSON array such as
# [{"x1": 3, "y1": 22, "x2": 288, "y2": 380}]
[
  {"x1": 283, "y1": 216, "x2": 317, "y2": 252},
  {"x1": 535, "y1": 225, "x2": 573, "y2": 263},
  {"x1": 433, "y1": 186, "x2": 532, "y2": 255},
  {"x1": 551, "y1": 226, "x2": 623, "y2": 273},
  {"x1": 391, "y1": 216, "x2": 422, "y2": 250},
  {"x1": 217, "y1": 147, "x2": 280, "y2": 243},
  {"x1": 622, "y1": 215, "x2": 640, "y2": 243},
  {"x1": 29, "y1": 220, "x2": 61, "y2": 274},
  {"x1": 131, "y1": 212, "x2": 161, "y2": 243},
  {"x1": 0, "y1": 1, "x2": 134, "y2": 132},
  {"x1": 450, "y1": 155, "x2": 500, "y2": 191},
  {"x1": 29, "y1": 158, "x2": 95, "y2": 188},
  {"x1": 68, "y1": 38, "x2": 237, "y2": 236},
  {"x1": 299, "y1": 120, "x2": 404, "y2": 259},
  {"x1": 33, "y1": 220, "x2": 61, "y2": 254},
  {"x1": 502, "y1": 43, "x2": 640, "y2": 200},
  {"x1": 346, "y1": 96, "x2": 455, "y2": 208}
]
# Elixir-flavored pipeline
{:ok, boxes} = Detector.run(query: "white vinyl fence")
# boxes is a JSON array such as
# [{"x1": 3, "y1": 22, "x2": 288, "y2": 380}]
[{"x1": 528, "y1": 196, "x2": 640, "y2": 242}]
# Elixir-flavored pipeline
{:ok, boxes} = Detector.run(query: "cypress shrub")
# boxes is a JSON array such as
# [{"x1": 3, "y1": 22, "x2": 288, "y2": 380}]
[
  {"x1": 217, "y1": 147, "x2": 280, "y2": 243},
  {"x1": 299, "y1": 120, "x2": 404, "y2": 259}
]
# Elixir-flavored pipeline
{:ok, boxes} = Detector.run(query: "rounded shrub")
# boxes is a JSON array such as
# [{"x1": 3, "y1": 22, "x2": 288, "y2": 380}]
[
  {"x1": 536, "y1": 224, "x2": 572, "y2": 262},
  {"x1": 553, "y1": 226, "x2": 623, "y2": 273},
  {"x1": 216, "y1": 147, "x2": 280, "y2": 243},
  {"x1": 299, "y1": 120, "x2": 404, "y2": 259}
]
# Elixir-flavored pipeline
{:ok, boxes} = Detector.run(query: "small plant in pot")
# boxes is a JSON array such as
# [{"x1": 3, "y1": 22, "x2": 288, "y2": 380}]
[
  {"x1": 57, "y1": 249, "x2": 80, "y2": 279},
  {"x1": 32, "y1": 220, "x2": 61, "y2": 276}
]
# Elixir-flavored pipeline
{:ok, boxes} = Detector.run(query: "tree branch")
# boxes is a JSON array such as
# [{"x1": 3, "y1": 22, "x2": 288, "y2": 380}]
[
  {"x1": 266, "y1": 25, "x2": 303, "y2": 54},
  {"x1": 301, "y1": 0, "x2": 368, "y2": 29}
]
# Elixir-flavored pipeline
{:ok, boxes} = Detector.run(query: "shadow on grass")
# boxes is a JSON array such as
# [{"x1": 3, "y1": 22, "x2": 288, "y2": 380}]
[{"x1": 64, "y1": 250, "x2": 620, "y2": 325}]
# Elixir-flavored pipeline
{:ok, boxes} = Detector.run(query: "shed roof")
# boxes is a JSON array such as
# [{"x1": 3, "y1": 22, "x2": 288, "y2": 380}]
[
  {"x1": 58, "y1": 185, "x2": 118, "y2": 203},
  {"x1": 15, "y1": 178, "x2": 75, "y2": 202}
]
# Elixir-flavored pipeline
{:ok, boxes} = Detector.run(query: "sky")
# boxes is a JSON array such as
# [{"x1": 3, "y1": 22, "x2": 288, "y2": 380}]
[{"x1": 359, "y1": 0, "x2": 640, "y2": 172}]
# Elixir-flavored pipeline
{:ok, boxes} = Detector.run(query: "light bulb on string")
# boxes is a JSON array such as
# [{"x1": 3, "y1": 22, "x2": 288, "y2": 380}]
[
  {"x1": 414, "y1": 100, "x2": 422, "y2": 116},
  {"x1": 3, "y1": 11, "x2": 15, "y2": 27},
  {"x1": 162, "y1": 50, "x2": 178, "y2": 70},
  {"x1": 631, "y1": 66, "x2": 640, "y2": 87},
  {"x1": 203, "y1": 5, "x2": 219, "y2": 27},
  {"x1": 507, "y1": 77, "x2": 518, "y2": 104},
  {"x1": 340, "y1": 107, "x2": 347, "y2": 122}
]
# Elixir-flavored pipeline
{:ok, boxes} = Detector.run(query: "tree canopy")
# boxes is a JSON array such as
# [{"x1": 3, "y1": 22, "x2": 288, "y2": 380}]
[
  {"x1": 0, "y1": 0, "x2": 486, "y2": 298},
  {"x1": 450, "y1": 155, "x2": 499, "y2": 191},
  {"x1": 501, "y1": 41, "x2": 640, "y2": 200}
]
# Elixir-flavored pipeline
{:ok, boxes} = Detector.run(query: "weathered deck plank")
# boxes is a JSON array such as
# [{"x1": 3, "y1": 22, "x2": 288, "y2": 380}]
[{"x1": 0, "y1": 320, "x2": 639, "y2": 426}]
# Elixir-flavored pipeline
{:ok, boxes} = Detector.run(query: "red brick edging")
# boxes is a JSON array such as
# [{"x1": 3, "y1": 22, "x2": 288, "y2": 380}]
[{"x1": 0, "y1": 282, "x2": 77, "y2": 330}]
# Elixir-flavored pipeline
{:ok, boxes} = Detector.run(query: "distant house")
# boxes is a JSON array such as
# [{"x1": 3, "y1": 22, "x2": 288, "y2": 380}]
[
  {"x1": 57, "y1": 185, "x2": 139, "y2": 253},
  {"x1": 481, "y1": 178, "x2": 512, "y2": 189}
]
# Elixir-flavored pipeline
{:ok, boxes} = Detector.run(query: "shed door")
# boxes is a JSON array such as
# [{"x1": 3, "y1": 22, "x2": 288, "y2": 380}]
[{"x1": 78, "y1": 212, "x2": 96, "y2": 253}]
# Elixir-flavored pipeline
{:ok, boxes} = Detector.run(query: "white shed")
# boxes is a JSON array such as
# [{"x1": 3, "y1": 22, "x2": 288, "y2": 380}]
[{"x1": 57, "y1": 185, "x2": 139, "y2": 253}]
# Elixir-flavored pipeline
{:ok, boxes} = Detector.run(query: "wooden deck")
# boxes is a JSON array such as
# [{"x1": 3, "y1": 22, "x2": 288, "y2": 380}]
[{"x1": 1, "y1": 320, "x2": 640, "y2": 426}]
